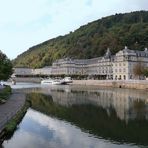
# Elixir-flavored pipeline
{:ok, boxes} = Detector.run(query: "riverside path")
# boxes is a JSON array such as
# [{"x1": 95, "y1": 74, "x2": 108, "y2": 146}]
[{"x1": 0, "y1": 93, "x2": 26, "y2": 133}]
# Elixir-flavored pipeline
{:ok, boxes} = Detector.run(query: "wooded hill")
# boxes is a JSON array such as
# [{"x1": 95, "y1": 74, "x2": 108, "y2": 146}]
[{"x1": 13, "y1": 11, "x2": 148, "y2": 68}]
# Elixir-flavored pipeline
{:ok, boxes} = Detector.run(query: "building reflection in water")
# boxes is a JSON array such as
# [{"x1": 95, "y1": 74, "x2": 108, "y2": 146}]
[
  {"x1": 11, "y1": 84, "x2": 148, "y2": 146},
  {"x1": 49, "y1": 85, "x2": 148, "y2": 122}
]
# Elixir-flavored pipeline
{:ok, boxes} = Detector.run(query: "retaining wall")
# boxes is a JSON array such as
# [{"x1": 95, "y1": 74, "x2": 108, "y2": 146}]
[
  {"x1": 72, "y1": 80, "x2": 148, "y2": 90},
  {"x1": 13, "y1": 77, "x2": 41, "y2": 83}
]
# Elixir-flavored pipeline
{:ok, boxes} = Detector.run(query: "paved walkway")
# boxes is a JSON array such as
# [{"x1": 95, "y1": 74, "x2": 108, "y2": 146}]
[{"x1": 0, "y1": 93, "x2": 26, "y2": 133}]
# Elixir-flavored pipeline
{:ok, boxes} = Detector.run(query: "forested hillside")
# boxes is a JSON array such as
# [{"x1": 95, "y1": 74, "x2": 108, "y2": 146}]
[{"x1": 13, "y1": 11, "x2": 148, "y2": 68}]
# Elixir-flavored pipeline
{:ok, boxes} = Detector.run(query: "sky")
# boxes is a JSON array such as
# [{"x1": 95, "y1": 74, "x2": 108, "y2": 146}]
[{"x1": 0, "y1": 0, "x2": 147, "y2": 59}]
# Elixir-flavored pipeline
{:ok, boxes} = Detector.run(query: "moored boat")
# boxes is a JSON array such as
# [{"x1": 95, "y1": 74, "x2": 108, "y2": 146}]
[
  {"x1": 52, "y1": 80, "x2": 63, "y2": 85},
  {"x1": 41, "y1": 77, "x2": 72, "y2": 85},
  {"x1": 61, "y1": 77, "x2": 72, "y2": 84},
  {"x1": 41, "y1": 78, "x2": 53, "y2": 84}
]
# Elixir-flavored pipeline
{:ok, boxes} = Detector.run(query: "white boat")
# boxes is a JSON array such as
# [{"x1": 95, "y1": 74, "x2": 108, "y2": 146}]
[
  {"x1": 41, "y1": 78, "x2": 63, "y2": 85},
  {"x1": 41, "y1": 78, "x2": 53, "y2": 84},
  {"x1": 41, "y1": 77, "x2": 72, "y2": 85},
  {"x1": 61, "y1": 77, "x2": 72, "y2": 84},
  {"x1": 52, "y1": 80, "x2": 63, "y2": 85}
]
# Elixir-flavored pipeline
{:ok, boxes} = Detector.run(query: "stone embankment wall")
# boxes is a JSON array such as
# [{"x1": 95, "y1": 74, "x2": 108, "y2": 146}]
[
  {"x1": 13, "y1": 77, "x2": 41, "y2": 83},
  {"x1": 72, "y1": 80, "x2": 148, "y2": 90},
  {"x1": 11, "y1": 77, "x2": 148, "y2": 90}
]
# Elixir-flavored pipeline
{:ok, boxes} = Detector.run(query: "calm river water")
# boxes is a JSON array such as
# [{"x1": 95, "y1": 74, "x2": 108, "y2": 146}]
[{"x1": 2, "y1": 83, "x2": 148, "y2": 148}]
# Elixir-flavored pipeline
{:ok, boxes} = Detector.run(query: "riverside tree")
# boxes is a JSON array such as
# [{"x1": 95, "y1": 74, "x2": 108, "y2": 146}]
[
  {"x1": 0, "y1": 50, "x2": 13, "y2": 81},
  {"x1": 133, "y1": 62, "x2": 144, "y2": 79}
]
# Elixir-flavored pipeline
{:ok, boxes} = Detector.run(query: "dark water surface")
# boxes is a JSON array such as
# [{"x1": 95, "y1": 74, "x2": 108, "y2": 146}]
[{"x1": 2, "y1": 83, "x2": 148, "y2": 148}]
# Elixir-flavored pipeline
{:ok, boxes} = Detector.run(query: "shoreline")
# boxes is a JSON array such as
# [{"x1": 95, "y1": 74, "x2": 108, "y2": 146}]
[
  {"x1": 71, "y1": 80, "x2": 148, "y2": 90},
  {"x1": 0, "y1": 93, "x2": 27, "y2": 143},
  {"x1": 10, "y1": 77, "x2": 148, "y2": 90}
]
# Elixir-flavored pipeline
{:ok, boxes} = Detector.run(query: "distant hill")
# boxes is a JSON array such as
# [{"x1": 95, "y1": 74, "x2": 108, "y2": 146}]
[{"x1": 13, "y1": 11, "x2": 148, "y2": 68}]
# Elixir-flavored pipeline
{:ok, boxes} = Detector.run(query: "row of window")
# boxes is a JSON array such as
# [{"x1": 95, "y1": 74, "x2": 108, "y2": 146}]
[
  {"x1": 114, "y1": 68, "x2": 126, "y2": 73},
  {"x1": 115, "y1": 63, "x2": 126, "y2": 66}
]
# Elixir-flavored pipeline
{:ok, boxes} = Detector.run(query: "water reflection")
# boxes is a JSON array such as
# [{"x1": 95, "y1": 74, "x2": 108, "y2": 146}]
[
  {"x1": 15, "y1": 84, "x2": 148, "y2": 122},
  {"x1": 2, "y1": 109, "x2": 139, "y2": 148},
  {"x1": 2, "y1": 83, "x2": 148, "y2": 147},
  {"x1": 49, "y1": 85, "x2": 148, "y2": 121},
  {"x1": 26, "y1": 92, "x2": 148, "y2": 146}
]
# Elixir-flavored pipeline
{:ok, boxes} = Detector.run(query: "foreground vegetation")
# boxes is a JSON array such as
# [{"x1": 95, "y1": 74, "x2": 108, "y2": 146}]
[
  {"x1": 13, "y1": 11, "x2": 148, "y2": 68},
  {"x1": 0, "y1": 51, "x2": 13, "y2": 81},
  {"x1": 0, "y1": 86, "x2": 12, "y2": 104},
  {"x1": 0, "y1": 97, "x2": 30, "y2": 141}
]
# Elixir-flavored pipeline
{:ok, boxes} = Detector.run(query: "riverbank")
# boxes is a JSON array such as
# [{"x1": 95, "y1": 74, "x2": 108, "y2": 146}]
[
  {"x1": 0, "y1": 93, "x2": 26, "y2": 142},
  {"x1": 10, "y1": 77, "x2": 148, "y2": 90},
  {"x1": 12, "y1": 77, "x2": 41, "y2": 83},
  {"x1": 72, "y1": 80, "x2": 148, "y2": 90}
]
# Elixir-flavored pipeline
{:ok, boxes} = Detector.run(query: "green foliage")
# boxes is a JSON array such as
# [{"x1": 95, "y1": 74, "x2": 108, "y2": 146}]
[
  {"x1": 0, "y1": 51, "x2": 13, "y2": 80},
  {"x1": 13, "y1": 11, "x2": 148, "y2": 68},
  {"x1": 133, "y1": 62, "x2": 144, "y2": 77},
  {"x1": 0, "y1": 86, "x2": 12, "y2": 103},
  {"x1": 143, "y1": 68, "x2": 148, "y2": 77}
]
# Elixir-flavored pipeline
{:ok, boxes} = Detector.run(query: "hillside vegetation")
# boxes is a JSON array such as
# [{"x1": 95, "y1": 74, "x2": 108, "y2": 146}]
[{"x1": 13, "y1": 11, "x2": 148, "y2": 68}]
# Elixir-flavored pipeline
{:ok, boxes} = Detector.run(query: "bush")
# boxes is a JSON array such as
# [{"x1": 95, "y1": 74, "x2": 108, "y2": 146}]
[{"x1": 0, "y1": 86, "x2": 12, "y2": 103}]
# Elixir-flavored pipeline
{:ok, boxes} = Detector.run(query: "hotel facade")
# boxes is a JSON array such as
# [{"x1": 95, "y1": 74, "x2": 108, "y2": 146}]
[{"x1": 14, "y1": 47, "x2": 148, "y2": 80}]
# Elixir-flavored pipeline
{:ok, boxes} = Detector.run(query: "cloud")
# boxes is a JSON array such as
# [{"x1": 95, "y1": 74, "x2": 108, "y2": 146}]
[
  {"x1": 8, "y1": 109, "x2": 116, "y2": 148},
  {"x1": 0, "y1": 0, "x2": 147, "y2": 59}
]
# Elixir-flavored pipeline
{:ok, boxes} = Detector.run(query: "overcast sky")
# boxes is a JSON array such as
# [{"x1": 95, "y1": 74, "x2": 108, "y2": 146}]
[{"x1": 0, "y1": 0, "x2": 147, "y2": 59}]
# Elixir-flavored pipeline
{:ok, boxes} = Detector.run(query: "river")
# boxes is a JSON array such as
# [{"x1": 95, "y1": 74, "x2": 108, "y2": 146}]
[{"x1": 2, "y1": 83, "x2": 148, "y2": 148}]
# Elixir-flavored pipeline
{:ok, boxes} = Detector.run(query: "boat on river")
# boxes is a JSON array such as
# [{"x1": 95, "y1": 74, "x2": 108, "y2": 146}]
[
  {"x1": 61, "y1": 77, "x2": 73, "y2": 84},
  {"x1": 41, "y1": 77, "x2": 72, "y2": 85},
  {"x1": 41, "y1": 78, "x2": 53, "y2": 84}
]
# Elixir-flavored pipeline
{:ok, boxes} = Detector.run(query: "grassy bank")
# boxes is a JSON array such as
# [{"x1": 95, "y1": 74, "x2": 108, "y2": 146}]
[
  {"x1": 0, "y1": 97, "x2": 31, "y2": 142},
  {"x1": 0, "y1": 86, "x2": 12, "y2": 104}
]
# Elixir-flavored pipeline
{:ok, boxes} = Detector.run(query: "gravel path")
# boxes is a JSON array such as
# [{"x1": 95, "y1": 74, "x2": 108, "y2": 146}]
[{"x1": 0, "y1": 93, "x2": 26, "y2": 133}]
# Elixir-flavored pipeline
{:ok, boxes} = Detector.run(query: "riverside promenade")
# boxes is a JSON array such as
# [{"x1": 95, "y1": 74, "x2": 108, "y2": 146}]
[
  {"x1": 72, "y1": 80, "x2": 148, "y2": 90},
  {"x1": 0, "y1": 93, "x2": 26, "y2": 133}
]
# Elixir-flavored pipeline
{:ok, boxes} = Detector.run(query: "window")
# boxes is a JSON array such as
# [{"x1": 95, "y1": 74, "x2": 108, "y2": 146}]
[
  {"x1": 115, "y1": 75, "x2": 117, "y2": 80},
  {"x1": 119, "y1": 75, "x2": 121, "y2": 80},
  {"x1": 124, "y1": 75, "x2": 126, "y2": 80}
]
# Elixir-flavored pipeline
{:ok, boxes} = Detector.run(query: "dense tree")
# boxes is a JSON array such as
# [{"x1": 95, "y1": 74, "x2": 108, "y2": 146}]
[
  {"x1": 133, "y1": 62, "x2": 144, "y2": 79},
  {"x1": 13, "y1": 11, "x2": 148, "y2": 68},
  {"x1": 0, "y1": 51, "x2": 13, "y2": 80},
  {"x1": 143, "y1": 68, "x2": 148, "y2": 77}
]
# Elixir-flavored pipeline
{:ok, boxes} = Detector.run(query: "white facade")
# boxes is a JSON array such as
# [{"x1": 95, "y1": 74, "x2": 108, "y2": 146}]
[
  {"x1": 113, "y1": 47, "x2": 148, "y2": 80},
  {"x1": 14, "y1": 47, "x2": 148, "y2": 80},
  {"x1": 51, "y1": 48, "x2": 113, "y2": 79},
  {"x1": 14, "y1": 68, "x2": 33, "y2": 76},
  {"x1": 33, "y1": 67, "x2": 51, "y2": 75}
]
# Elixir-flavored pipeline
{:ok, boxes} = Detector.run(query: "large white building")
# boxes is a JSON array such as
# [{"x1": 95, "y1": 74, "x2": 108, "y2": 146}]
[
  {"x1": 113, "y1": 47, "x2": 148, "y2": 80},
  {"x1": 14, "y1": 47, "x2": 148, "y2": 80}
]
